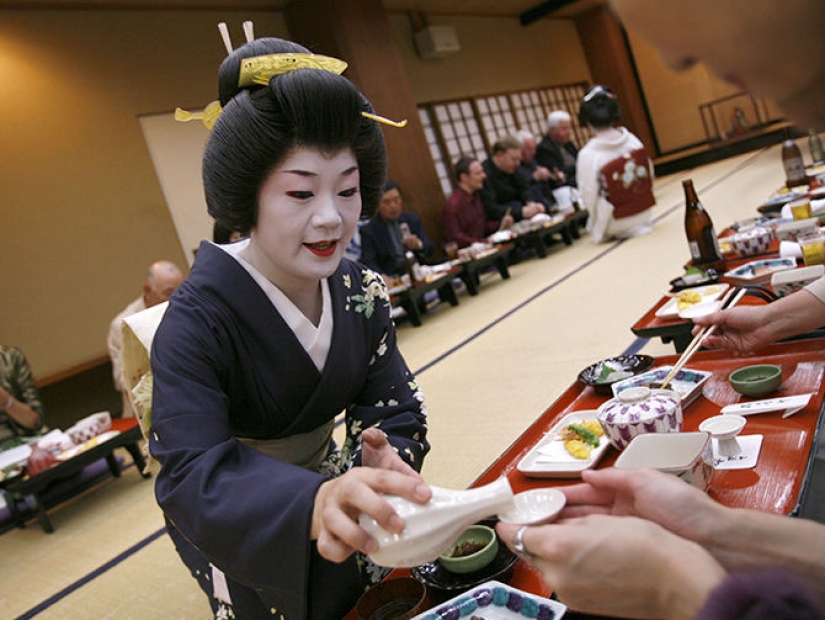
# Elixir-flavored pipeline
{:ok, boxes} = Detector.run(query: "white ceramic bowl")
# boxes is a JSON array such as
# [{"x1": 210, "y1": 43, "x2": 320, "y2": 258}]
[
  {"x1": 496, "y1": 488, "x2": 567, "y2": 525},
  {"x1": 771, "y1": 264, "x2": 825, "y2": 297},
  {"x1": 615, "y1": 431, "x2": 713, "y2": 490},
  {"x1": 729, "y1": 226, "x2": 773, "y2": 256},
  {"x1": 596, "y1": 386, "x2": 683, "y2": 450}
]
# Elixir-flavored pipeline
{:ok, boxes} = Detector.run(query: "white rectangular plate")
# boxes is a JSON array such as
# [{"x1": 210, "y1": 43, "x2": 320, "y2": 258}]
[
  {"x1": 517, "y1": 410, "x2": 609, "y2": 478},
  {"x1": 655, "y1": 284, "x2": 729, "y2": 318},
  {"x1": 721, "y1": 393, "x2": 814, "y2": 416},
  {"x1": 611, "y1": 366, "x2": 712, "y2": 408},
  {"x1": 724, "y1": 258, "x2": 797, "y2": 287},
  {"x1": 411, "y1": 580, "x2": 566, "y2": 620}
]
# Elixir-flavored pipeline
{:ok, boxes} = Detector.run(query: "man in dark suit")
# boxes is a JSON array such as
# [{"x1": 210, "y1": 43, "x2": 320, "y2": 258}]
[
  {"x1": 360, "y1": 180, "x2": 435, "y2": 277},
  {"x1": 536, "y1": 110, "x2": 579, "y2": 187}
]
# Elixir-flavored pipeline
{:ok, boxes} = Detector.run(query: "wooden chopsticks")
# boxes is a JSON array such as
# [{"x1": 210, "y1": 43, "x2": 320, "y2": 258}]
[{"x1": 660, "y1": 287, "x2": 747, "y2": 390}]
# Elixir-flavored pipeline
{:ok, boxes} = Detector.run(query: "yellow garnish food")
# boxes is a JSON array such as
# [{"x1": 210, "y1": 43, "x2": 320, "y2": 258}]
[
  {"x1": 559, "y1": 419, "x2": 604, "y2": 459},
  {"x1": 564, "y1": 438, "x2": 593, "y2": 459},
  {"x1": 676, "y1": 290, "x2": 702, "y2": 310}
]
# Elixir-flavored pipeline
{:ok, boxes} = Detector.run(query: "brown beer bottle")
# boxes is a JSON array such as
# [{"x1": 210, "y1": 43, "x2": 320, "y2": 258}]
[
  {"x1": 782, "y1": 131, "x2": 808, "y2": 188},
  {"x1": 683, "y1": 179, "x2": 726, "y2": 272}
]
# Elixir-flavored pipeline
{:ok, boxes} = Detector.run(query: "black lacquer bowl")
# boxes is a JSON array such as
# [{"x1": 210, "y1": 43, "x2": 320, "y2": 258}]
[{"x1": 578, "y1": 354, "x2": 655, "y2": 396}]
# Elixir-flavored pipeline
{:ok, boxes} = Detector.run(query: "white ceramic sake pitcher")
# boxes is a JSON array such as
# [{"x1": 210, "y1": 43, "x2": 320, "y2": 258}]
[{"x1": 358, "y1": 476, "x2": 515, "y2": 568}]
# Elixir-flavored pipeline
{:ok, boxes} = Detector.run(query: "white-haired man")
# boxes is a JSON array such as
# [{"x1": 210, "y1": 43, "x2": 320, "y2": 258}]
[
  {"x1": 515, "y1": 129, "x2": 556, "y2": 207},
  {"x1": 537, "y1": 110, "x2": 579, "y2": 187},
  {"x1": 107, "y1": 260, "x2": 183, "y2": 416}
]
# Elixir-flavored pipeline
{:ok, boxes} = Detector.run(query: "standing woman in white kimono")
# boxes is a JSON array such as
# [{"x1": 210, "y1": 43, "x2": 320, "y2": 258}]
[
  {"x1": 149, "y1": 35, "x2": 431, "y2": 620},
  {"x1": 576, "y1": 85, "x2": 656, "y2": 244}
]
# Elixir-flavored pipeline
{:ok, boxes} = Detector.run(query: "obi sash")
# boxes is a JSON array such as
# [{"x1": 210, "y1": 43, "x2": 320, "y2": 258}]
[
  {"x1": 238, "y1": 419, "x2": 334, "y2": 471},
  {"x1": 599, "y1": 147, "x2": 655, "y2": 219}
]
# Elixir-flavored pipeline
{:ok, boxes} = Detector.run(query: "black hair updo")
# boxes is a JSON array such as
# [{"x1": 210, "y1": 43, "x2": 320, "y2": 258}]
[{"x1": 203, "y1": 37, "x2": 387, "y2": 234}]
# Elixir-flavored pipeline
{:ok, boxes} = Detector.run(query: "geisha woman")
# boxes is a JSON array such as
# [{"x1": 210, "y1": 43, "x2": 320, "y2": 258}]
[{"x1": 149, "y1": 33, "x2": 431, "y2": 620}]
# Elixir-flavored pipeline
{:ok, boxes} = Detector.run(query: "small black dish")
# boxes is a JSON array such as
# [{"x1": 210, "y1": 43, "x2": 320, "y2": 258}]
[
  {"x1": 410, "y1": 541, "x2": 517, "y2": 603},
  {"x1": 669, "y1": 269, "x2": 721, "y2": 292},
  {"x1": 577, "y1": 354, "x2": 655, "y2": 396},
  {"x1": 410, "y1": 519, "x2": 517, "y2": 603}
]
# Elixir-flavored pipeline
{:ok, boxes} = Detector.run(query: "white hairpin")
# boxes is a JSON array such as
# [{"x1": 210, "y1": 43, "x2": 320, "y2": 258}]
[
  {"x1": 243, "y1": 21, "x2": 255, "y2": 43},
  {"x1": 217, "y1": 22, "x2": 233, "y2": 55}
]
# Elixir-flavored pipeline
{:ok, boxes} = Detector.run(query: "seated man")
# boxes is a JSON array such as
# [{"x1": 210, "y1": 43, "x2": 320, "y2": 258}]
[
  {"x1": 0, "y1": 345, "x2": 45, "y2": 443},
  {"x1": 537, "y1": 110, "x2": 579, "y2": 187},
  {"x1": 360, "y1": 180, "x2": 435, "y2": 277},
  {"x1": 480, "y1": 135, "x2": 549, "y2": 223},
  {"x1": 443, "y1": 156, "x2": 514, "y2": 249},
  {"x1": 515, "y1": 129, "x2": 557, "y2": 208},
  {"x1": 107, "y1": 260, "x2": 183, "y2": 417}
]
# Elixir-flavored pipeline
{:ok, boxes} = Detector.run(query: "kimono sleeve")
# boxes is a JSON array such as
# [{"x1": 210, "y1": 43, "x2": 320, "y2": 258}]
[{"x1": 345, "y1": 275, "x2": 429, "y2": 471}]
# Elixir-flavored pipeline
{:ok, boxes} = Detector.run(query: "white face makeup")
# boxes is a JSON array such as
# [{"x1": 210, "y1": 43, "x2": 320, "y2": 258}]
[
  {"x1": 244, "y1": 148, "x2": 361, "y2": 298},
  {"x1": 609, "y1": 0, "x2": 825, "y2": 130}
]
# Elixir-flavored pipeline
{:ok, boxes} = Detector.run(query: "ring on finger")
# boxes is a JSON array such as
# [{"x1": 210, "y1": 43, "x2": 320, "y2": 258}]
[{"x1": 512, "y1": 525, "x2": 531, "y2": 557}]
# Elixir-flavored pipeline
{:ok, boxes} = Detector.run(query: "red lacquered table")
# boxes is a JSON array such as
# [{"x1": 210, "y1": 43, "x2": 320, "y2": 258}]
[{"x1": 344, "y1": 338, "x2": 825, "y2": 618}]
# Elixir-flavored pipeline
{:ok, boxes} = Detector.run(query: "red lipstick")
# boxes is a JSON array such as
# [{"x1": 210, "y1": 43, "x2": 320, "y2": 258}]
[{"x1": 305, "y1": 240, "x2": 338, "y2": 257}]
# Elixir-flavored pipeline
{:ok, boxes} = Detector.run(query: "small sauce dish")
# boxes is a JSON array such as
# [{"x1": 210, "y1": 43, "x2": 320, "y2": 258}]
[
  {"x1": 729, "y1": 364, "x2": 783, "y2": 397},
  {"x1": 438, "y1": 524, "x2": 498, "y2": 574}
]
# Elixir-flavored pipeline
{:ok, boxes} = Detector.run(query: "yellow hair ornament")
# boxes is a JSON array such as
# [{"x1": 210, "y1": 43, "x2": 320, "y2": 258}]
[
  {"x1": 238, "y1": 53, "x2": 348, "y2": 87},
  {"x1": 174, "y1": 100, "x2": 223, "y2": 130},
  {"x1": 361, "y1": 112, "x2": 408, "y2": 128},
  {"x1": 174, "y1": 53, "x2": 407, "y2": 130}
]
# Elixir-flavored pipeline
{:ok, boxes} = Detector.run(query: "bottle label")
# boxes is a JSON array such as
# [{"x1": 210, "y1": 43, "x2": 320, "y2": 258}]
[
  {"x1": 785, "y1": 156, "x2": 806, "y2": 182},
  {"x1": 689, "y1": 241, "x2": 701, "y2": 261}
]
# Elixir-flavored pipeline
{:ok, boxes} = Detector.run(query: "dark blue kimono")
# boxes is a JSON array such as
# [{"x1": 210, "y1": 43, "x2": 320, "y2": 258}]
[{"x1": 150, "y1": 242, "x2": 429, "y2": 620}]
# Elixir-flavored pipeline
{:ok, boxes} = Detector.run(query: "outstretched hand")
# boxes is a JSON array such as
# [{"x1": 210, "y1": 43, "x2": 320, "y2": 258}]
[
  {"x1": 691, "y1": 305, "x2": 774, "y2": 354},
  {"x1": 557, "y1": 468, "x2": 723, "y2": 544},
  {"x1": 497, "y1": 514, "x2": 726, "y2": 620}
]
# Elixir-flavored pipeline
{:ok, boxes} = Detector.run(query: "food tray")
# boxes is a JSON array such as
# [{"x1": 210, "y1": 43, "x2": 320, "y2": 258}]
[{"x1": 411, "y1": 580, "x2": 566, "y2": 620}]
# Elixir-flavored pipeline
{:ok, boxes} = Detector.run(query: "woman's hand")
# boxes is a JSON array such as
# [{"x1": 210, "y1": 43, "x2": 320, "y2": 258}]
[
  {"x1": 312, "y1": 427, "x2": 431, "y2": 563},
  {"x1": 361, "y1": 427, "x2": 419, "y2": 477},
  {"x1": 497, "y1": 515, "x2": 726, "y2": 620}
]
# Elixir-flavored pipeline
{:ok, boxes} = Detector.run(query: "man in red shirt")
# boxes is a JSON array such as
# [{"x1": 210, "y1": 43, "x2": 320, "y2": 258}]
[{"x1": 443, "y1": 156, "x2": 514, "y2": 249}]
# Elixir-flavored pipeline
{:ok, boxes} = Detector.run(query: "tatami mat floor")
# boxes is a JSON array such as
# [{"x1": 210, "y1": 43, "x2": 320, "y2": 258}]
[{"x1": 0, "y1": 143, "x2": 795, "y2": 618}]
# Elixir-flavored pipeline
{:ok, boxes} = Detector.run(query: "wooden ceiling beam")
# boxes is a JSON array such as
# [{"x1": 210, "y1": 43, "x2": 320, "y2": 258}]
[{"x1": 520, "y1": 0, "x2": 578, "y2": 25}]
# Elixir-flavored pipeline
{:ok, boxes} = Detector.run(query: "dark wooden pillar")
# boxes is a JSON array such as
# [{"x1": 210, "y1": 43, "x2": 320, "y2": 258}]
[
  {"x1": 284, "y1": 0, "x2": 446, "y2": 251},
  {"x1": 575, "y1": 6, "x2": 658, "y2": 155}
]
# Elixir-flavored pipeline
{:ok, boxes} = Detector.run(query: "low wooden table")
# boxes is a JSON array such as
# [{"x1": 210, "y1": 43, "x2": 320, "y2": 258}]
[
  {"x1": 392, "y1": 265, "x2": 462, "y2": 327},
  {"x1": 0, "y1": 418, "x2": 150, "y2": 533},
  {"x1": 459, "y1": 244, "x2": 514, "y2": 296}
]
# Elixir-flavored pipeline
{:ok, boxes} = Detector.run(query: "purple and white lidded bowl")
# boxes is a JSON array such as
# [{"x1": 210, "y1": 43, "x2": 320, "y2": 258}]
[{"x1": 596, "y1": 386, "x2": 683, "y2": 450}]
